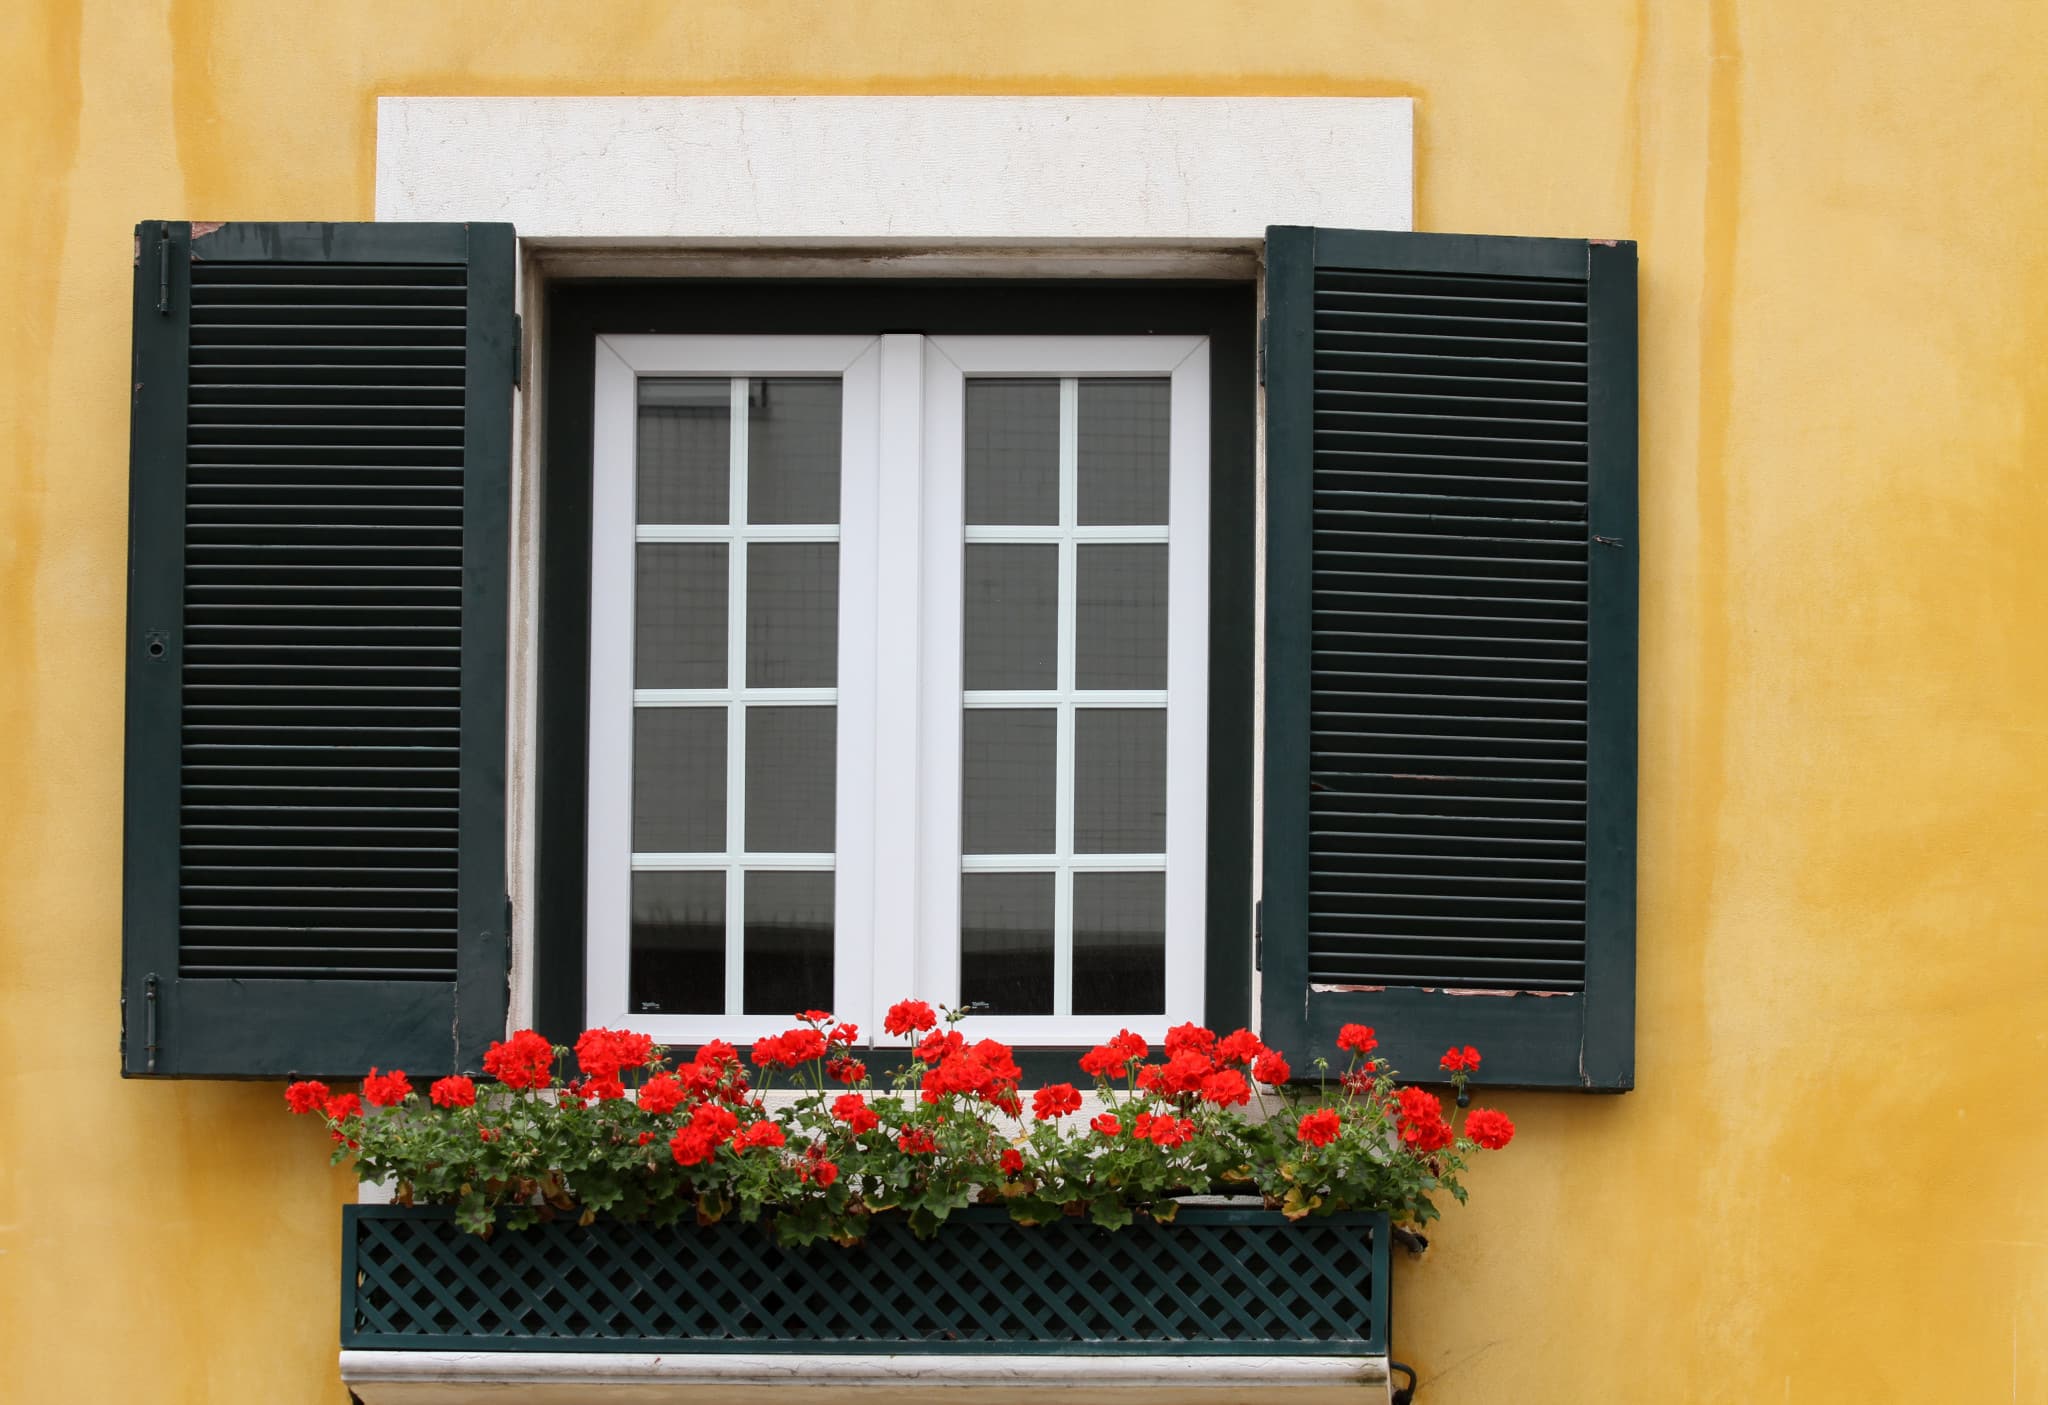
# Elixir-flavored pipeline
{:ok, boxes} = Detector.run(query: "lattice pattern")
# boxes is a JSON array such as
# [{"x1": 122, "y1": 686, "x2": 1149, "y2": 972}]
[{"x1": 344, "y1": 1206, "x2": 1387, "y2": 1354}]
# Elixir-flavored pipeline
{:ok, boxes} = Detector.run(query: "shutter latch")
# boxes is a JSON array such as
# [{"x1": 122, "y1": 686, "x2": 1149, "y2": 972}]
[
  {"x1": 155, "y1": 223, "x2": 172, "y2": 315},
  {"x1": 1593, "y1": 535, "x2": 1626, "y2": 547}
]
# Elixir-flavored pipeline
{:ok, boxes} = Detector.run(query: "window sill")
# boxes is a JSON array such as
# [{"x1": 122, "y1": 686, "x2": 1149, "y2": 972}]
[{"x1": 338, "y1": 1349, "x2": 1393, "y2": 1403}]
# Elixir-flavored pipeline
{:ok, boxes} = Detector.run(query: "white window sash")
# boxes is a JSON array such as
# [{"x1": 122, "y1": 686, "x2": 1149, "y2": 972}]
[{"x1": 585, "y1": 334, "x2": 883, "y2": 1042}]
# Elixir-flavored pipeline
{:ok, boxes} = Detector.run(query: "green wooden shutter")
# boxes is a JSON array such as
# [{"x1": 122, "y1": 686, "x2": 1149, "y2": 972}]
[
  {"x1": 1261, "y1": 226, "x2": 1637, "y2": 1090},
  {"x1": 122, "y1": 221, "x2": 515, "y2": 1078}
]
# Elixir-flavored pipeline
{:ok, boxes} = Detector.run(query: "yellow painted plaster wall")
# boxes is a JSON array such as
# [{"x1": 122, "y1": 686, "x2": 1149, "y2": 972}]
[{"x1": 5, "y1": 2, "x2": 2046, "y2": 1400}]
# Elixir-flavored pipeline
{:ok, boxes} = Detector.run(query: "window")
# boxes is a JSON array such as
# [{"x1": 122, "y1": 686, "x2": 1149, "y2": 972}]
[{"x1": 582, "y1": 333, "x2": 1211, "y2": 1046}]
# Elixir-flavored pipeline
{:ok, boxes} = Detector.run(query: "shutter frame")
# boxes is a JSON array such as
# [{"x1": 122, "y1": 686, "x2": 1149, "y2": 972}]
[
  {"x1": 121, "y1": 220, "x2": 515, "y2": 1079},
  {"x1": 1259, "y1": 226, "x2": 1637, "y2": 1091}
]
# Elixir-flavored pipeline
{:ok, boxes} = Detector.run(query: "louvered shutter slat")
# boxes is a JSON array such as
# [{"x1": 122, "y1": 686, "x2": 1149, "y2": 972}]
[
  {"x1": 122, "y1": 221, "x2": 514, "y2": 1078},
  {"x1": 1262, "y1": 227, "x2": 1637, "y2": 1090}
]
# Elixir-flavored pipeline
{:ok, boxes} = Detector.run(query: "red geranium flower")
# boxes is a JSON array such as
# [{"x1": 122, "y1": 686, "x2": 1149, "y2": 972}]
[
  {"x1": 574, "y1": 1027, "x2": 654, "y2": 1080},
  {"x1": 429, "y1": 1075, "x2": 476, "y2": 1110},
  {"x1": 1215, "y1": 1029, "x2": 1264, "y2": 1066},
  {"x1": 1199, "y1": 1068, "x2": 1252, "y2": 1107},
  {"x1": 478, "y1": 1126, "x2": 500, "y2": 1143},
  {"x1": 796, "y1": 1009, "x2": 834, "y2": 1024},
  {"x1": 484, "y1": 1029, "x2": 556, "y2": 1090},
  {"x1": 1296, "y1": 1109, "x2": 1342, "y2": 1146},
  {"x1": 1440, "y1": 1045, "x2": 1482, "y2": 1073},
  {"x1": 636, "y1": 1072, "x2": 685, "y2": 1115},
  {"x1": 1395, "y1": 1086, "x2": 1454, "y2": 1153},
  {"x1": 1164, "y1": 1022, "x2": 1217, "y2": 1060},
  {"x1": 828, "y1": 1023, "x2": 859, "y2": 1046},
  {"x1": 831, "y1": 1093, "x2": 880, "y2": 1134},
  {"x1": 670, "y1": 1126, "x2": 716, "y2": 1166},
  {"x1": 1079, "y1": 1029, "x2": 1150, "y2": 1079},
  {"x1": 1031, "y1": 1083, "x2": 1082, "y2": 1120},
  {"x1": 897, "y1": 1127, "x2": 938, "y2": 1155},
  {"x1": 322, "y1": 1091, "x2": 363, "y2": 1121},
  {"x1": 913, "y1": 1028, "x2": 964, "y2": 1064},
  {"x1": 1147, "y1": 1115, "x2": 1195, "y2": 1148},
  {"x1": 1000, "y1": 1148, "x2": 1025, "y2": 1177},
  {"x1": 735, "y1": 1120, "x2": 786, "y2": 1151},
  {"x1": 1156, "y1": 1050, "x2": 1214, "y2": 1095},
  {"x1": 826, "y1": 1057, "x2": 866, "y2": 1085},
  {"x1": 1335, "y1": 1024, "x2": 1378, "y2": 1056},
  {"x1": 812, "y1": 1159, "x2": 840, "y2": 1187},
  {"x1": 884, "y1": 999, "x2": 938, "y2": 1036},
  {"x1": 361, "y1": 1067, "x2": 414, "y2": 1108},
  {"x1": 1091, "y1": 1112, "x2": 1121, "y2": 1137},
  {"x1": 1464, "y1": 1107, "x2": 1515, "y2": 1150},
  {"x1": 284, "y1": 1080, "x2": 330, "y2": 1115},
  {"x1": 1251, "y1": 1050, "x2": 1291, "y2": 1086},
  {"x1": 637, "y1": 1131, "x2": 656, "y2": 1146}
]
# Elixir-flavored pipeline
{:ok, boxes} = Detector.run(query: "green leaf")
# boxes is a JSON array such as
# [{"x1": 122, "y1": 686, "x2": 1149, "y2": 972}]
[{"x1": 1089, "y1": 1197, "x2": 1134, "y2": 1231}]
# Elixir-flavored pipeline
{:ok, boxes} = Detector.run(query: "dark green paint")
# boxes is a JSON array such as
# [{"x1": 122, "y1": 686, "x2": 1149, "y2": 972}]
[
  {"x1": 343, "y1": 1204, "x2": 1389, "y2": 1354},
  {"x1": 1259, "y1": 227, "x2": 1639, "y2": 1092},
  {"x1": 120, "y1": 220, "x2": 516, "y2": 1079}
]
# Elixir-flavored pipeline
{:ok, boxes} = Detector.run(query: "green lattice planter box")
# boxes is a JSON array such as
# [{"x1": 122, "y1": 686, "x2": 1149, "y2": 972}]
[{"x1": 343, "y1": 1204, "x2": 1390, "y2": 1355}]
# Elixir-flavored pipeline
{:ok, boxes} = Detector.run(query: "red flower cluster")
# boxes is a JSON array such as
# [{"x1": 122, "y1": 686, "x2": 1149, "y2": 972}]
[
  {"x1": 1440, "y1": 1045, "x2": 1481, "y2": 1073},
  {"x1": 1464, "y1": 1107, "x2": 1516, "y2": 1150},
  {"x1": 884, "y1": 999, "x2": 938, "y2": 1037},
  {"x1": 636, "y1": 1072, "x2": 685, "y2": 1115},
  {"x1": 1120, "y1": 1022, "x2": 1278, "y2": 1104},
  {"x1": 831, "y1": 1092, "x2": 880, "y2": 1134},
  {"x1": 284, "y1": 1080, "x2": 330, "y2": 1115},
  {"x1": 1296, "y1": 1109, "x2": 1342, "y2": 1147},
  {"x1": 1130, "y1": 1112, "x2": 1195, "y2": 1148},
  {"x1": 429, "y1": 1075, "x2": 476, "y2": 1110},
  {"x1": 361, "y1": 1068, "x2": 414, "y2": 1108},
  {"x1": 670, "y1": 1103, "x2": 741, "y2": 1167},
  {"x1": 1394, "y1": 1086, "x2": 1454, "y2": 1154},
  {"x1": 897, "y1": 1127, "x2": 938, "y2": 1155},
  {"x1": 734, "y1": 1120, "x2": 786, "y2": 1151},
  {"x1": 1251, "y1": 1050, "x2": 1291, "y2": 1086},
  {"x1": 1091, "y1": 1112, "x2": 1121, "y2": 1137},
  {"x1": 1079, "y1": 1029, "x2": 1149, "y2": 1078},
  {"x1": 1031, "y1": 1083, "x2": 1082, "y2": 1120},
  {"x1": 752, "y1": 1027, "x2": 829, "y2": 1068},
  {"x1": 918, "y1": 1035, "x2": 1022, "y2": 1114},
  {"x1": 484, "y1": 1029, "x2": 555, "y2": 1090},
  {"x1": 1336, "y1": 1024, "x2": 1378, "y2": 1056},
  {"x1": 999, "y1": 1148, "x2": 1026, "y2": 1177}
]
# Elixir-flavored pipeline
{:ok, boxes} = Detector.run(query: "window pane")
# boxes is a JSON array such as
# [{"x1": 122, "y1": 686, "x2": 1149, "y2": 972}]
[
  {"x1": 743, "y1": 870, "x2": 834, "y2": 1015},
  {"x1": 636, "y1": 543, "x2": 728, "y2": 689},
  {"x1": 633, "y1": 707, "x2": 726, "y2": 853},
  {"x1": 637, "y1": 378, "x2": 730, "y2": 524},
  {"x1": 964, "y1": 543, "x2": 1058, "y2": 691},
  {"x1": 747, "y1": 378, "x2": 841, "y2": 525},
  {"x1": 744, "y1": 705, "x2": 836, "y2": 854},
  {"x1": 961, "y1": 708, "x2": 1056, "y2": 855},
  {"x1": 746, "y1": 542, "x2": 838, "y2": 688},
  {"x1": 961, "y1": 872, "x2": 1055, "y2": 1015},
  {"x1": 1073, "y1": 709, "x2": 1166, "y2": 853},
  {"x1": 1075, "y1": 543, "x2": 1167, "y2": 690},
  {"x1": 630, "y1": 871, "x2": 725, "y2": 1015},
  {"x1": 1077, "y1": 378, "x2": 1170, "y2": 526},
  {"x1": 1072, "y1": 872, "x2": 1165, "y2": 1015},
  {"x1": 965, "y1": 379, "x2": 1060, "y2": 525}
]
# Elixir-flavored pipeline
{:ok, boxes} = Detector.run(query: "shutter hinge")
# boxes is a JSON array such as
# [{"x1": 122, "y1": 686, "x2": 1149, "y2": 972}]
[
  {"x1": 1253, "y1": 899, "x2": 1264, "y2": 972},
  {"x1": 1593, "y1": 535, "x2": 1626, "y2": 548},
  {"x1": 505, "y1": 894, "x2": 516, "y2": 975},
  {"x1": 511, "y1": 313, "x2": 523, "y2": 388},
  {"x1": 1257, "y1": 314, "x2": 1268, "y2": 387},
  {"x1": 155, "y1": 223, "x2": 172, "y2": 315},
  {"x1": 144, "y1": 971, "x2": 162, "y2": 1073}
]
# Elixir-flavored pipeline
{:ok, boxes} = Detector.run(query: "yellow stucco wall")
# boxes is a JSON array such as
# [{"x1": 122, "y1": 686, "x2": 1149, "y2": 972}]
[{"x1": 5, "y1": 2, "x2": 2046, "y2": 1400}]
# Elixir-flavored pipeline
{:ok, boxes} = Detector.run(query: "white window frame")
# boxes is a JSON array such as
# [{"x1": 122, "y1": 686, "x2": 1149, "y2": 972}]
[{"x1": 586, "y1": 333, "x2": 1208, "y2": 1044}]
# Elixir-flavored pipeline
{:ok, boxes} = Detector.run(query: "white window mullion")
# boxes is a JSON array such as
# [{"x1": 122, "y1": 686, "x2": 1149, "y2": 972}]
[
  {"x1": 723, "y1": 377, "x2": 751, "y2": 1016},
  {"x1": 1051, "y1": 377, "x2": 1080, "y2": 1017}
]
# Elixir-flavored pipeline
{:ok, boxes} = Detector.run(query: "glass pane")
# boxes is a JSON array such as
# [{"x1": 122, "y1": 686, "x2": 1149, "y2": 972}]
[
  {"x1": 636, "y1": 543, "x2": 728, "y2": 689},
  {"x1": 961, "y1": 709, "x2": 1056, "y2": 855},
  {"x1": 960, "y1": 872, "x2": 1055, "y2": 1015},
  {"x1": 637, "y1": 378, "x2": 730, "y2": 524},
  {"x1": 1073, "y1": 708, "x2": 1166, "y2": 853},
  {"x1": 743, "y1": 870, "x2": 834, "y2": 1015},
  {"x1": 746, "y1": 542, "x2": 838, "y2": 688},
  {"x1": 1077, "y1": 378, "x2": 1170, "y2": 526},
  {"x1": 747, "y1": 378, "x2": 841, "y2": 525},
  {"x1": 633, "y1": 707, "x2": 726, "y2": 853},
  {"x1": 965, "y1": 379, "x2": 1060, "y2": 525},
  {"x1": 1072, "y1": 872, "x2": 1165, "y2": 1015},
  {"x1": 630, "y1": 871, "x2": 725, "y2": 1015},
  {"x1": 1075, "y1": 543, "x2": 1167, "y2": 691},
  {"x1": 963, "y1": 543, "x2": 1058, "y2": 691},
  {"x1": 744, "y1": 705, "x2": 836, "y2": 853}
]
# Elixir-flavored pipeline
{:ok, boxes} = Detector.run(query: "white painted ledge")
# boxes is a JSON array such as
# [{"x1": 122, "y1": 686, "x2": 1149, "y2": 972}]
[
  {"x1": 340, "y1": 1350, "x2": 1391, "y2": 1403},
  {"x1": 376, "y1": 96, "x2": 1412, "y2": 240}
]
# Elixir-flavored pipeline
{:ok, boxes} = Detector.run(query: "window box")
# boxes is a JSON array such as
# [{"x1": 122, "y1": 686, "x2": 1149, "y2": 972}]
[{"x1": 343, "y1": 1203, "x2": 1389, "y2": 1357}]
